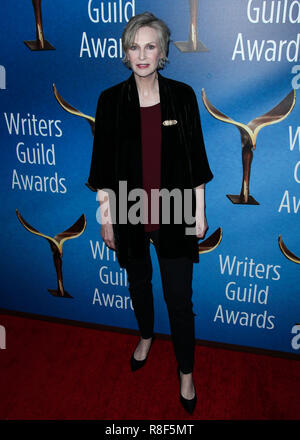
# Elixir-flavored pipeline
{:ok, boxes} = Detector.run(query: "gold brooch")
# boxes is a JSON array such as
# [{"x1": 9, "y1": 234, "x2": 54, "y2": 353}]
[{"x1": 163, "y1": 120, "x2": 178, "y2": 126}]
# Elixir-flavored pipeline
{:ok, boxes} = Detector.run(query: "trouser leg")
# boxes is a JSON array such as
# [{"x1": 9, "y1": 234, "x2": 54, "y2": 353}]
[
  {"x1": 125, "y1": 242, "x2": 154, "y2": 339},
  {"x1": 150, "y1": 230, "x2": 195, "y2": 374}
]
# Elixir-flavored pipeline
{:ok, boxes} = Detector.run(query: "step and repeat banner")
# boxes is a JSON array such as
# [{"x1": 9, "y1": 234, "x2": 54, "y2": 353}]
[{"x1": 1, "y1": 0, "x2": 299, "y2": 356}]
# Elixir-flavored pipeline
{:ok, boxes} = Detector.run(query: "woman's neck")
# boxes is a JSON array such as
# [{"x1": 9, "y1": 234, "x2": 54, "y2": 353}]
[{"x1": 134, "y1": 71, "x2": 160, "y2": 107}]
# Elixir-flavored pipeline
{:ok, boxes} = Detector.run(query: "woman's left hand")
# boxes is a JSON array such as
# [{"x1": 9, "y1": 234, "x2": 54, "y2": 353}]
[
  {"x1": 195, "y1": 214, "x2": 208, "y2": 239},
  {"x1": 194, "y1": 184, "x2": 208, "y2": 239}
]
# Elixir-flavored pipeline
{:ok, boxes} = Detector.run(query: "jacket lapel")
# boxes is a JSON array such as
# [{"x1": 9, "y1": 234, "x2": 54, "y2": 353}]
[{"x1": 117, "y1": 74, "x2": 143, "y2": 190}]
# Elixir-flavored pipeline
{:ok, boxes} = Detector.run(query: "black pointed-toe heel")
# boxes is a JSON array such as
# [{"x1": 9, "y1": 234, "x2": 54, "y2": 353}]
[
  {"x1": 179, "y1": 392, "x2": 197, "y2": 415},
  {"x1": 177, "y1": 367, "x2": 197, "y2": 415},
  {"x1": 130, "y1": 336, "x2": 155, "y2": 372},
  {"x1": 130, "y1": 354, "x2": 147, "y2": 372}
]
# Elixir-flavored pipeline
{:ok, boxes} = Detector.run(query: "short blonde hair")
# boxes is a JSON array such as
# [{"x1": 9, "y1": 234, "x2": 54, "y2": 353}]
[{"x1": 122, "y1": 12, "x2": 171, "y2": 70}]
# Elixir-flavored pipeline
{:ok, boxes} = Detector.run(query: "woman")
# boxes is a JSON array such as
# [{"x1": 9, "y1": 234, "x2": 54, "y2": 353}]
[{"x1": 88, "y1": 12, "x2": 213, "y2": 415}]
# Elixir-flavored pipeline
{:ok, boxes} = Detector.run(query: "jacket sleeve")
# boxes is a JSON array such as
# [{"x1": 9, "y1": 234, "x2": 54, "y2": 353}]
[
  {"x1": 187, "y1": 87, "x2": 213, "y2": 188},
  {"x1": 87, "y1": 91, "x2": 116, "y2": 191}
]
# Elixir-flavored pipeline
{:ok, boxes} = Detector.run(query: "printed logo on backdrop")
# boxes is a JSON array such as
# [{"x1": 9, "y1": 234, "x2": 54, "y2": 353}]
[
  {"x1": 202, "y1": 0, "x2": 300, "y2": 345},
  {"x1": 91, "y1": 203, "x2": 144, "y2": 315},
  {"x1": 202, "y1": 88, "x2": 296, "y2": 205},
  {"x1": 214, "y1": 253, "x2": 280, "y2": 330},
  {"x1": 6, "y1": 3, "x2": 65, "y2": 195},
  {"x1": 3, "y1": 110, "x2": 67, "y2": 193},
  {"x1": 53, "y1": 84, "x2": 95, "y2": 136},
  {"x1": 279, "y1": 124, "x2": 300, "y2": 214},
  {"x1": 174, "y1": 0, "x2": 209, "y2": 53},
  {"x1": 24, "y1": 0, "x2": 55, "y2": 51},
  {"x1": 0, "y1": 66, "x2": 6, "y2": 90},
  {"x1": 278, "y1": 235, "x2": 300, "y2": 265},
  {"x1": 232, "y1": 0, "x2": 300, "y2": 64},
  {"x1": 231, "y1": 0, "x2": 300, "y2": 90},
  {"x1": 90, "y1": 240, "x2": 133, "y2": 311},
  {"x1": 16, "y1": 210, "x2": 86, "y2": 298},
  {"x1": 80, "y1": 0, "x2": 135, "y2": 59}
]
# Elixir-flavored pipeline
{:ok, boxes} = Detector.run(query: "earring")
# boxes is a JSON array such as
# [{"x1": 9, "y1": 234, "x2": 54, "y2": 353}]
[{"x1": 159, "y1": 57, "x2": 168, "y2": 69}]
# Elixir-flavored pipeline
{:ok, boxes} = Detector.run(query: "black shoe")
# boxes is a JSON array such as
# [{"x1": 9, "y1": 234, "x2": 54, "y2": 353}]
[
  {"x1": 177, "y1": 367, "x2": 197, "y2": 415},
  {"x1": 130, "y1": 336, "x2": 155, "y2": 372}
]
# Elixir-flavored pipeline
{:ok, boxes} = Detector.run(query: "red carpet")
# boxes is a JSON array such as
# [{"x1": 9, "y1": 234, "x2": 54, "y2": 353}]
[{"x1": 0, "y1": 312, "x2": 299, "y2": 420}]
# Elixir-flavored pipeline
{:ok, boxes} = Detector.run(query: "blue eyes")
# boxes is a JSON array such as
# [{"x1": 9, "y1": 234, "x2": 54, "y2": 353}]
[{"x1": 130, "y1": 45, "x2": 156, "y2": 50}]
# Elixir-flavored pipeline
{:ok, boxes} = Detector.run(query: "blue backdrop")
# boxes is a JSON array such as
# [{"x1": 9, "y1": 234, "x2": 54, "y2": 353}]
[{"x1": 1, "y1": 0, "x2": 299, "y2": 355}]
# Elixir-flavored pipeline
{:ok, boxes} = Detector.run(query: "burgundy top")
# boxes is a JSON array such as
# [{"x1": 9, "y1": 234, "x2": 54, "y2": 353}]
[{"x1": 140, "y1": 102, "x2": 161, "y2": 232}]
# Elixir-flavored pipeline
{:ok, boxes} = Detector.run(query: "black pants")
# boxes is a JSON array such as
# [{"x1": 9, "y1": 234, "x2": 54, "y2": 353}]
[{"x1": 125, "y1": 229, "x2": 195, "y2": 374}]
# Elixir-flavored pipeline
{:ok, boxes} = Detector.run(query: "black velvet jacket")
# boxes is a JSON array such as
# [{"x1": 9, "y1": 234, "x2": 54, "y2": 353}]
[{"x1": 88, "y1": 72, "x2": 213, "y2": 268}]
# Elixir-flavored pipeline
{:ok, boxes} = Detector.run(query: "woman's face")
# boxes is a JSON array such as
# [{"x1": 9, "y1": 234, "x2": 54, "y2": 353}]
[{"x1": 127, "y1": 26, "x2": 163, "y2": 78}]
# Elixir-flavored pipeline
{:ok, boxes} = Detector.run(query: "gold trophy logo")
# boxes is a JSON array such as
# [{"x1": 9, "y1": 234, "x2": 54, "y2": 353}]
[
  {"x1": 24, "y1": 0, "x2": 55, "y2": 51},
  {"x1": 53, "y1": 84, "x2": 95, "y2": 135},
  {"x1": 174, "y1": 0, "x2": 209, "y2": 53},
  {"x1": 52, "y1": 84, "x2": 96, "y2": 190},
  {"x1": 202, "y1": 89, "x2": 296, "y2": 205},
  {"x1": 16, "y1": 210, "x2": 86, "y2": 298},
  {"x1": 198, "y1": 227, "x2": 222, "y2": 254},
  {"x1": 278, "y1": 236, "x2": 300, "y2": 265}
]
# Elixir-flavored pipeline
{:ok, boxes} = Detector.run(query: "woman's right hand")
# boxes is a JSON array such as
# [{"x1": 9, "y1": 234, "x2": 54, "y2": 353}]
[
  {"x1": 97, "y1": 189, "x2": 115, "y2": 250},
  {"x1": 101, "y1": 222, "x2": 115, "y2": 250}
]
